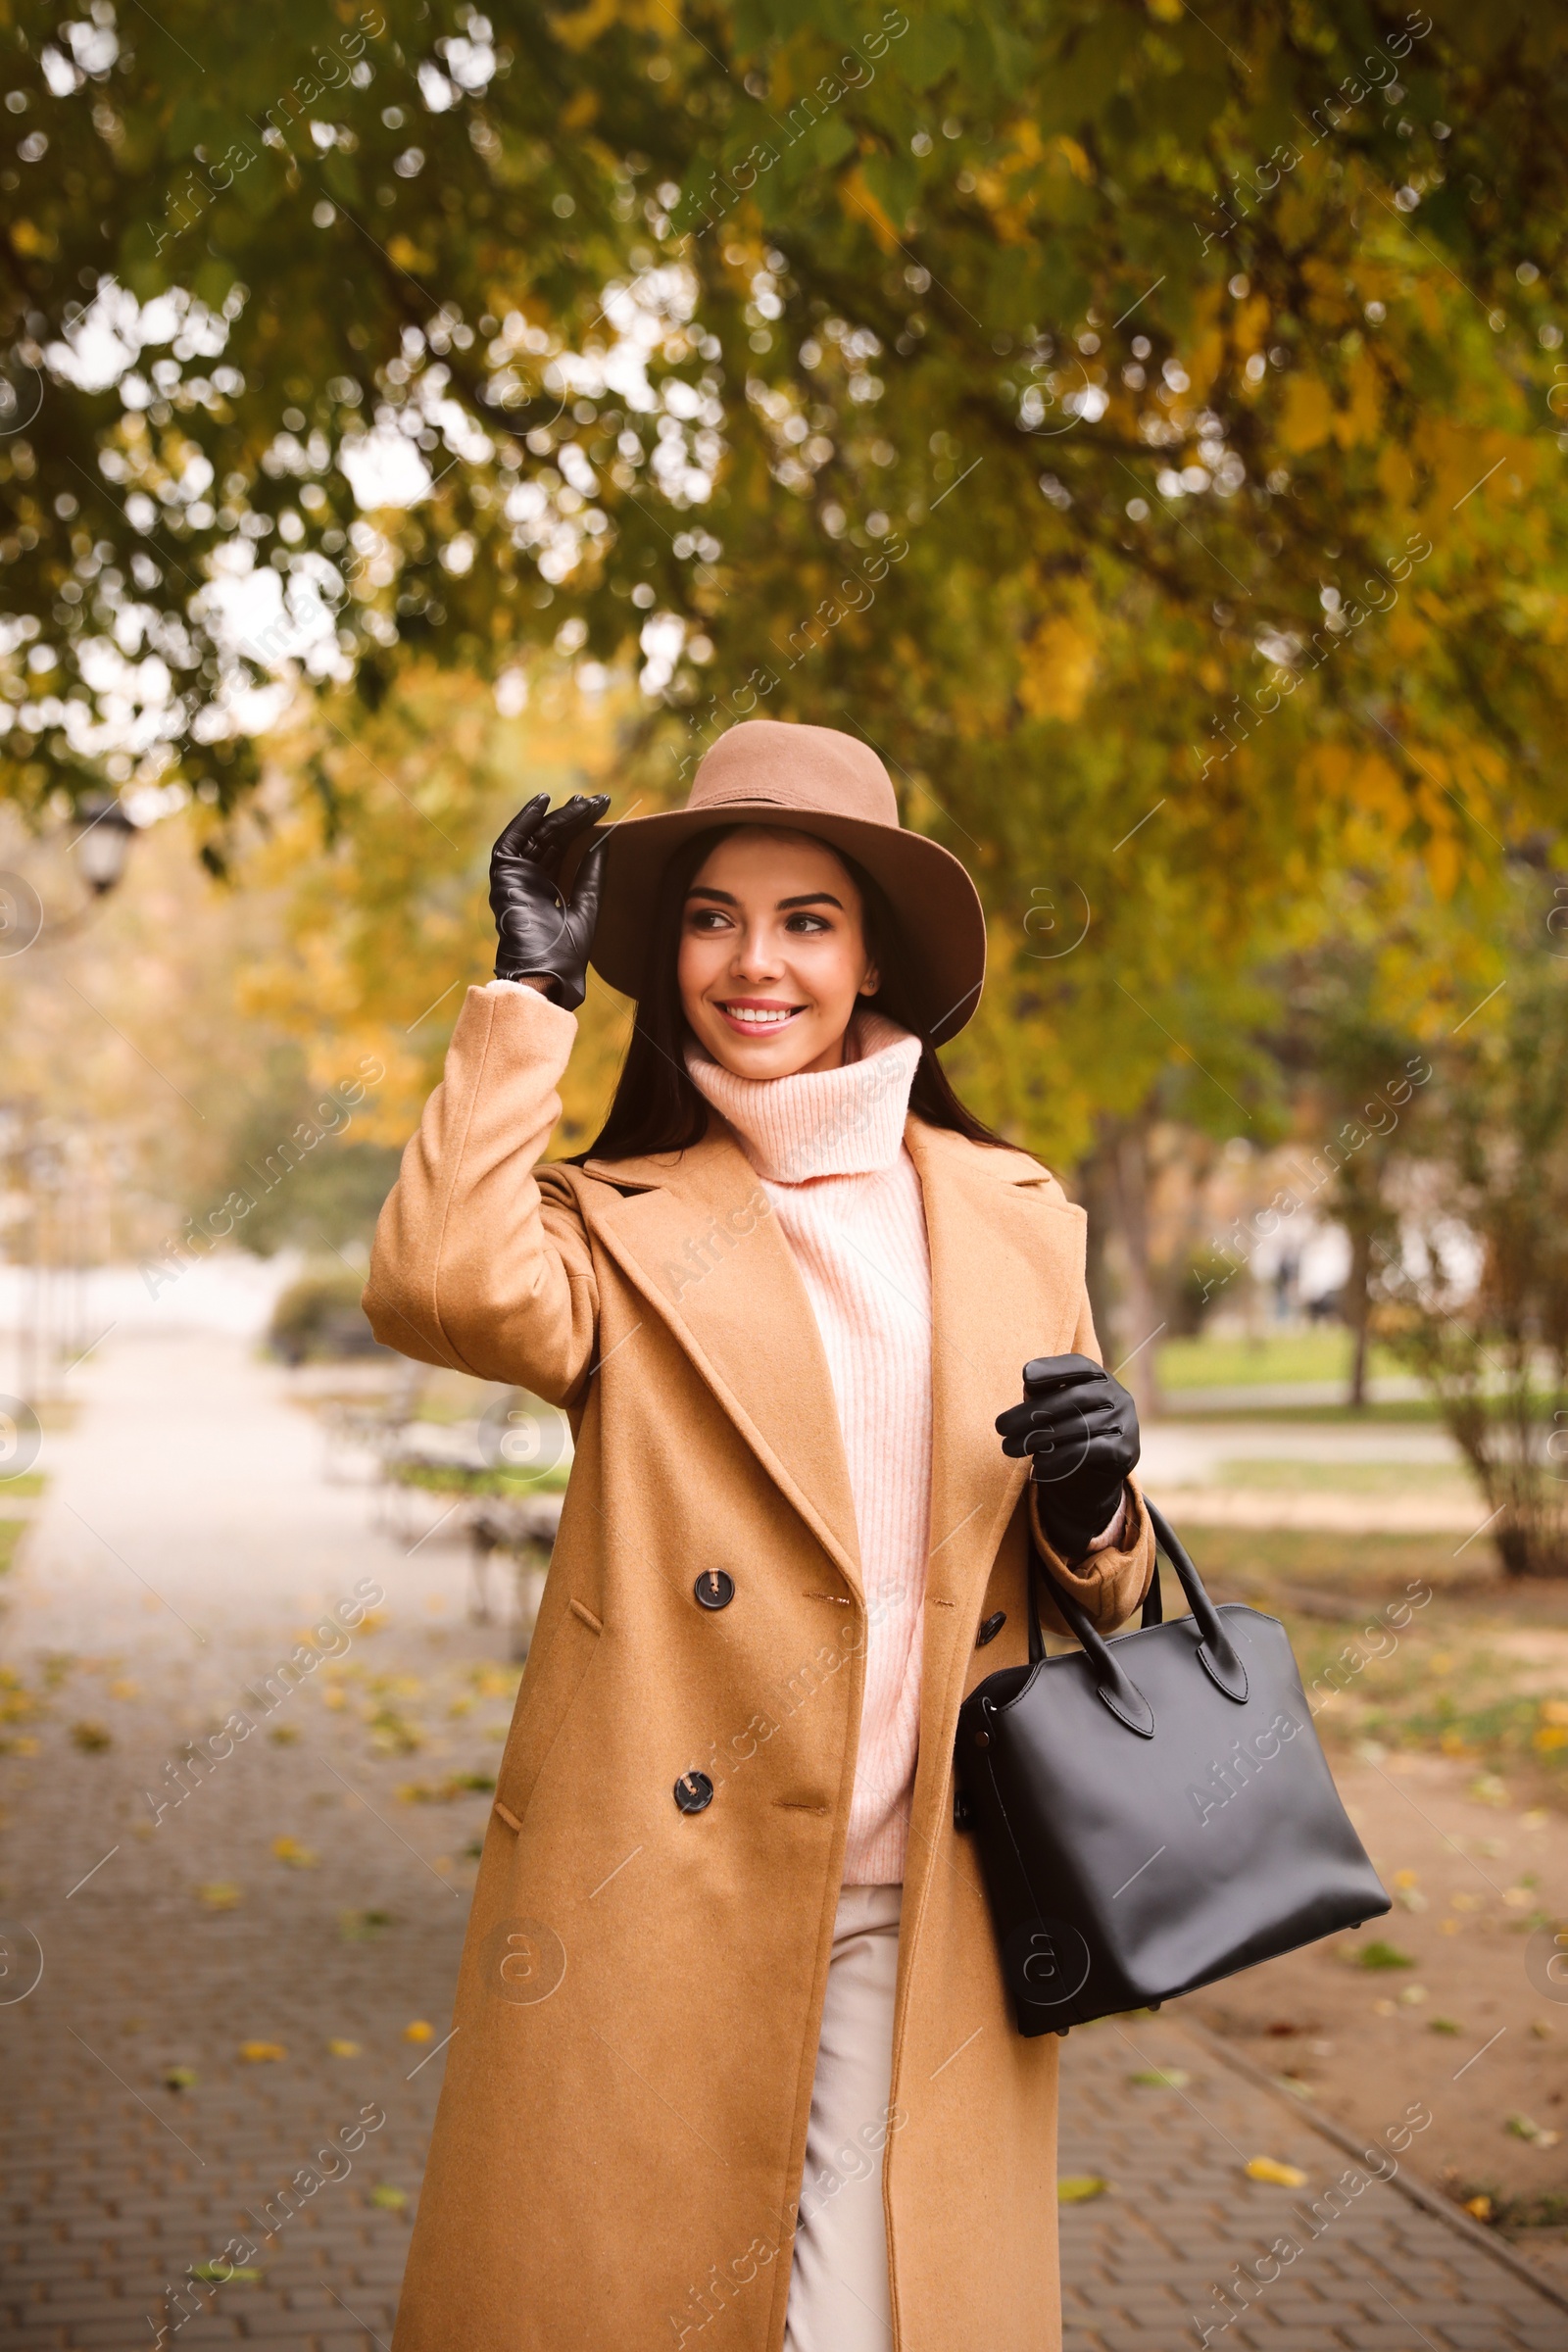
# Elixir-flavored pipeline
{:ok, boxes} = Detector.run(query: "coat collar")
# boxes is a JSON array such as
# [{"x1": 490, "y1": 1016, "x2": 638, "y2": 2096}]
[{"x1": 571, "y1": 1119, "x2": 1087, "y2": 1620}]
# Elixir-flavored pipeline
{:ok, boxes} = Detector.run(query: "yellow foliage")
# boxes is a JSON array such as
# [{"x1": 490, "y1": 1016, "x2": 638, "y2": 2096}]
[
  {"x1": 841, "y1": 169, "x2": 900, "y2": 250},
  {"x1": 1375, "y1": 441, "x2": 1415, "y2": 501},
  {"x1": 386, "y1": 235, "x2": 435, "y2": 274},
  {"x1": 1279, "y1": 373, "x2": 1335, "y2": 454},
  {"x1": 1186, "y1": 325, "x2": 1224, "y2": 401},
  {"x1": 1234, "y1": 294, "x2": 1271, "y2": 352},
  {"x1": 1385, "y1": 604, "x2": 1428, "y2": 661},
  {"x1": 1336, "y1": 350, "x2": 1383, "y2": 448},
  {"x1": 1018, "y1": 615, "x2": 1098, "y2": 722},
  {"x1": 548, "y1": 0, "x2": 656, "y2": 49},
  {"x1": 1245, "y1": 2156, "x2": 1308, "y2": 2187},
  {"x1": 1425, "y1": 826, "x2": 1463, "y2": 902},
  {"x1": 1344, "y1": 752, "x2": 1406, "y2": 829}
]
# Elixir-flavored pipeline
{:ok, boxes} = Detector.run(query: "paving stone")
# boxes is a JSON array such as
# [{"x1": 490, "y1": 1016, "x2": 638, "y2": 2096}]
[{"x1": 6, "y1": 1330, "x2": 1568, "y2": 2352}]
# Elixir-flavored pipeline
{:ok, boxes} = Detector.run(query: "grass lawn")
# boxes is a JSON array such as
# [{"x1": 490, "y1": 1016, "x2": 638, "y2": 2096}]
[
  {"x1": 1163, "y1": 1396, "x2": 1447, "y2": 1425},
  {"x1": 1181, "y1": 1524, "x2": 1568, "y2": 1801},
  {"x1": 1212, "y1": 1457, "x2": 1477, "y2": 1494},
  {"x1": 392, "y1": 1458, "x2": 571, "y2": 1497},
  {"x1": 1157, "y1": 1329, "x2": 1406, "y2": 1390},
  {"x1": 0, "y1": 1519, "x2": 24, "y2": 1577}
]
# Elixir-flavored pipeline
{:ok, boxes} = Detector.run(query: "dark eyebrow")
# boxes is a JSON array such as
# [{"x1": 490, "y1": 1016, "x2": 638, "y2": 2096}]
[{"x1": 683, "y1": 887, "x2": 844, "y2": 911}]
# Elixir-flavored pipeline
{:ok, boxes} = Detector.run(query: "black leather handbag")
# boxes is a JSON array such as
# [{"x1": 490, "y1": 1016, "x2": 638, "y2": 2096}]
[{"x1": 955, "y1": 1499, "x2": 1390, "y2": 2035}]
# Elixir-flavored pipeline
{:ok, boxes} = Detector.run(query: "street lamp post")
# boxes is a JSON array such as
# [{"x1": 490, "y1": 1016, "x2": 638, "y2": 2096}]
[{"x1": 72, "y1": 796, "x2": 138, "y2": 896}]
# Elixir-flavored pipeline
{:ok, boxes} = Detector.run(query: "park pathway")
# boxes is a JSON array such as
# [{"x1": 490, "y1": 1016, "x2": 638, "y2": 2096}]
[{"x1": 1, "y1": 1332, "x2": 1564, "y2": 2350}]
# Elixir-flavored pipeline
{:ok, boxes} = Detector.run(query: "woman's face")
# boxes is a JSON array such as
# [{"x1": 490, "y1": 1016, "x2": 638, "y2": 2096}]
[{"x1": 678, "y1": 828, "x2": 880, "y2": 1080}]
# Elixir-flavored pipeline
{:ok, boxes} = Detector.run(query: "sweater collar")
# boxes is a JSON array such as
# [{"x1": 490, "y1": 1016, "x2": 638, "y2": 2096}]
[{"x1": 685, "y1": 1009, "x2": 922, "y2": 1182}]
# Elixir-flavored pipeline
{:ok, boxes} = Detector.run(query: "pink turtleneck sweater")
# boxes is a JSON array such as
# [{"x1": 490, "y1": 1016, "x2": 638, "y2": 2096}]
[{"x1": 687, "y1": 1011, "x2": 931, "y2": 1884}]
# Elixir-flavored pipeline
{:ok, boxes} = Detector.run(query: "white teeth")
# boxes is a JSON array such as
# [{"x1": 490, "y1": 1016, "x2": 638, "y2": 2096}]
[{"x1": 724, "y1": 1006, "x2": 796, "y2": 1026}]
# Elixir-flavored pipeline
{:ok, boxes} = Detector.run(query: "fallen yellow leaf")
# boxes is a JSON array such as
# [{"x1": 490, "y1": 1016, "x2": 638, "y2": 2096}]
[
  {"x1": 1464, "y1": 2192, "x2": 1493, "y2": 2221},
  {"x1": 1245, "y1": 2156, "x2": 1308, "y2": 2187},
  {"x1": 197, "y1": 1882, "x2": 242, "y2": 1910},
  {"x1": 238, "y1": 2040, "x2": 286, "y2": 2063},
  {"x1": 1056, "y1": 2175, "x2": 1107, "y2": 2203},
  {"x1": 403, "y1": 2019, "x2": 434, "y2": 2043},
  {"x1": 327, "y1": 2038, "x2": 362, "y2": 2058},
  {"x1": 270, "y1": 1835, "x2": 318, "y2": 1869}
]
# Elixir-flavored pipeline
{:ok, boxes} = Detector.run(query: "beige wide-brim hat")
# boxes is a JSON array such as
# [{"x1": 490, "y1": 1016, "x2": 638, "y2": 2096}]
[{"x1": 564, "y1": 720, "x2": 987, "y2": 1045}]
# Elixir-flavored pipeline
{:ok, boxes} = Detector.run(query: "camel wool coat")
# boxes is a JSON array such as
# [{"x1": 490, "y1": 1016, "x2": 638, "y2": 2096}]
[{"x1": 364, "y1": 981, "x2": 1155, "y2": 2352}]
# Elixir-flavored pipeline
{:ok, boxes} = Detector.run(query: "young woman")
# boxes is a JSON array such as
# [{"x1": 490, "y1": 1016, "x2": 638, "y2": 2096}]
[{"x1": 365, "y1": 719, "x2": 1152, "y2": 2352}]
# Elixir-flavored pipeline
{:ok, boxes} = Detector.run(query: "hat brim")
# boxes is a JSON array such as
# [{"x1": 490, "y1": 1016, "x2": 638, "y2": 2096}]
[{"x1": 564, "y1": 805, "x2": 987, "y2": 1046}]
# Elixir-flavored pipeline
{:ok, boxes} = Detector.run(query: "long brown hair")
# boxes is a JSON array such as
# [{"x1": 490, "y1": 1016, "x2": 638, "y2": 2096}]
[{"x1": 578, "y1": 826, "x2": 1005, "y2": 1163}]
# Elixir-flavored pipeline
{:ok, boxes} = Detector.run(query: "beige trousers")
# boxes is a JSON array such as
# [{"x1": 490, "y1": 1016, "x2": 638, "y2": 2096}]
[{"x1": 783, "y1": 1883, "x2": 903, "y2": 2352}]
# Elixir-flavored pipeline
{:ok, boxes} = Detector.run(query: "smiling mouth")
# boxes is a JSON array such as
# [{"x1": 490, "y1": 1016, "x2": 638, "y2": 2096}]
[{"x1": 715, "y1": 1002, "x2": 805, "y2": 1030}]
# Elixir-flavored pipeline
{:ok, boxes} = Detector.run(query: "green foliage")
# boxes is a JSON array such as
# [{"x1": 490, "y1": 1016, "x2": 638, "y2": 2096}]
[
  {"x1": 1355, "y1": 1938, "x2": 1415, "y2": 1969},
  {"x1": 2, "y1": 3, "x2": 1565, "y2": 1184},
  {"x1": 6, "y1": 0, "x2": 1568, "y2": 1397},
  {"x1": 200, "y1": 1042, "x2": 401, "y2": 1252},
  {"x1": 1375, "y1": 881, "x2": 1568, "y2": 1573},
  {"x1": 268, "y1": 1263, "x2": 380, "y2": 1362}
]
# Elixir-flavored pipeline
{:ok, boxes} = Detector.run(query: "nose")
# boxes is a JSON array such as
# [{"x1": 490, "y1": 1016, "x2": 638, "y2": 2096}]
[{"x1": 728, "y1": 920, "x2": 785, "y2": 985}]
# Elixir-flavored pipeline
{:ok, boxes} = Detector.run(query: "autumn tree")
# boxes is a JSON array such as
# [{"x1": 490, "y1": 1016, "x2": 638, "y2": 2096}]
[{"x1": 2, "y1": 0, "x2": 1566, "y2": 1195}]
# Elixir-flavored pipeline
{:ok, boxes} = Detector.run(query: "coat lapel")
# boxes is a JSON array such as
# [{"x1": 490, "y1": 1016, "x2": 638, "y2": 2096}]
[
  {"x1": 906, "y1": 1119, "x2": 1088, "y2": 1624},
  {"x1": 900, "y1": 1121, "x2": 1089, "y2": 1926},
  {"x1": 577, "y1": 1133, "x2": 864, "y2": 1595}
]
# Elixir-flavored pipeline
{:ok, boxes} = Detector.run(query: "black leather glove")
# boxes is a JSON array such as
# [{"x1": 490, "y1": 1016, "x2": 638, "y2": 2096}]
[
  {"x1": 995, "y1": 1352, "x2": 1140, "y2": 1561},
  {"x1": 488, "y1": 792, "x2": 611, "y2": 1009}
]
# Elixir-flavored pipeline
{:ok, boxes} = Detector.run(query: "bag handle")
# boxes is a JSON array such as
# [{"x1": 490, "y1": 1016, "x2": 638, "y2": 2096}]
[
  {"x1": 1143, "y1": 1498, "x2": 1249, "y2": 1702},
  {"x1": 1025, "y1": 1490, "x2": 1248, "y2": 1736}
]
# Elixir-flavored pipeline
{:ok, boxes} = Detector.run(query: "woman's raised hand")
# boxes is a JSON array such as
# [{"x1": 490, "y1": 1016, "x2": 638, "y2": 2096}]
[
  {"x1": 995, "y1": 1352, "x2": 1141, "y2": 1560},
  {"x1": 488, "y1": 792, "x2": 611, "y2": 1009}
]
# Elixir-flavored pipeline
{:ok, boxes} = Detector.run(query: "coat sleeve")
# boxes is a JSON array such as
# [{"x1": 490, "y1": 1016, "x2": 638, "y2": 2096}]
[
  {"x1": 363, "y1": 982, "x2": 600, "y2": 1404},
  {"x1": 1027, "y1": 1289, "x2": 1156, "y2": 1638}
]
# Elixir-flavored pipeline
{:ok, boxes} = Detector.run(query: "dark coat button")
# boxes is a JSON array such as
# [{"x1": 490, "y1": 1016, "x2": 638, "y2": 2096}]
[
  {"x1": 976, "y1": 1611, "x2": 1006, "y2": 1648},
  {"x1": 694, "y1": 1570, "x2": 735, "y2": 1611},
  {"x1": 674, "y1": 1770, "x2": 713, "y2": 1814}
]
